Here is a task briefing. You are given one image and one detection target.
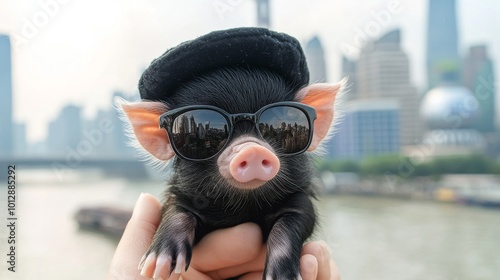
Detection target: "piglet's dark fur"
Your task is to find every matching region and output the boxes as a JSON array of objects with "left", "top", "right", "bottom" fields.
[{"left": 146, "top": 68, "right": 318, "bottom": 279}]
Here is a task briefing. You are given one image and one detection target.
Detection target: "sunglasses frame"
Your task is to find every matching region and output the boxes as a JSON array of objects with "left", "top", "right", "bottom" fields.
[{"left": 159, "top": 101, "right": 317, "bottom": 161}]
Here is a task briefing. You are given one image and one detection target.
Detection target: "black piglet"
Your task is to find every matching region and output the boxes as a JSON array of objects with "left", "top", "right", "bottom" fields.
[{"left": 117, "top": 28, "right": 345, "bottom": 280}]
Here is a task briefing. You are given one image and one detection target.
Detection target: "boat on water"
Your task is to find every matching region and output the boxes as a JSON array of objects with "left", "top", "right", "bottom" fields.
[
  {"left": 75, "top": 206, "right": 132, "bottom": 237},
  {"left": 434, "top": 175, "right": 500, "bottom": 208}
]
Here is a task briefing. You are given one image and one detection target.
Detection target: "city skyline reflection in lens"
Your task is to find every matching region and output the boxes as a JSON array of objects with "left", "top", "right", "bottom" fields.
[
  {"left": 259, "top": 106, "right": 310, "bottom": 153},
  {"left": 171, "top": 109, "right": 229, "bottom": 159}
]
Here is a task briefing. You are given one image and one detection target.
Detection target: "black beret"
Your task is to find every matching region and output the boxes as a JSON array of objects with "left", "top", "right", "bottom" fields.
[{"left": 139, "top": 27, "right": 310, "bottom": 101}]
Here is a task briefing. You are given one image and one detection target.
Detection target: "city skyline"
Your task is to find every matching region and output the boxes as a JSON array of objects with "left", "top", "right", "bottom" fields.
[
  {"left": 29, "top": 90, "right": 137, "bottom": 156},
  {"left": 355, "top": 29, "right": 422, "bottom": 147},
  {"left": 327, "top": 27, "right": 422, "bottom": 160},
  {"left": 0, "top": 0, "right": 499, "bottom": 144}
]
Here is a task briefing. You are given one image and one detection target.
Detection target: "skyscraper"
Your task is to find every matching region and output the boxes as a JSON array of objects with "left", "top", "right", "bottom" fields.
[
  {"left": 305, "top": 36, "right": 327, "bottom": 83},
  {"left": 327, "top": 100, "right": 400, "bottom": 160},
  {"left": 47, "top": 105, "right": 82, "bottom": 154},
  {"left": 463, "top": 45, "right": 496, "bottom": 132},
  {"left": 256, "top": 0, "right": 270, "bottom": 28},
  {"left": 341, "top": 56, "right": 358, "bottom": 100},
  {"left": 357, "top": 29, "right": 422, "bottom": 146},
  {"left": 426, "top": 0, "right": 460, "bottom": 89},
  {"left": 0, "top": 34, "right": 13, "bottom": 156}
]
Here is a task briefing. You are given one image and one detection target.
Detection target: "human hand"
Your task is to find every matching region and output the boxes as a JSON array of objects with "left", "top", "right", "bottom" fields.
[
  {"left": 180, "top": 227, "right": 340, "bottom": 280},
  {"left": 106, "top": 193, "right": 340, "bottom": 280},
  {"left": 107, "top": 193, "right": 161, "bottom": 280}
]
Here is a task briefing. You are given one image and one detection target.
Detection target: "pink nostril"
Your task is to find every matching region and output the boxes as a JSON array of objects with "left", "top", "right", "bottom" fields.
[
  {"left": 262, "top": 160, "right": 269, "bottom": 166},
  {"left": 240, "top": 161, "right": 247, "bottom": 168}
]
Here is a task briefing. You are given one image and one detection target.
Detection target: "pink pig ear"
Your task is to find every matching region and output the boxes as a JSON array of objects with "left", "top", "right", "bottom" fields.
[
  {"left": 295, "top": 79, "right": 347, "bottom": 151},
  {"left": 115, "top": 98, "right": 175, "bottom": 161}
]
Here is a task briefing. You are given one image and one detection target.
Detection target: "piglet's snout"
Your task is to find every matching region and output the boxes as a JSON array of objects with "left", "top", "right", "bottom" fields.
[{"left": 229, "top": 143, "right": 280, "bottom": 183}]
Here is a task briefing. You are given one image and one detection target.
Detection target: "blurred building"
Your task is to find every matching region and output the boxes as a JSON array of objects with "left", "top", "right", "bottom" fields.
[
  {"left": 44, "top": 91, "right": 139, "bottom": 158},
  {"left": 327, "top": 99, "right": 400, "bottom": 160},
  {"left": 0, "top": 34, "right": 13, "bottom": 156},
  {"left": 341, "top": 56, "right": 358, "bottom": 100},
  {"left": 463, "top": 45, "right": 496, "bottom": 133},
  {"left": 426, "top": 0, "right": 461, "bottom": 89},
  {"left": 47, "top": 105, "right": 82, "bottom": 154},
  {"left": 419, "top": 83, "right": 485, "bottom": 156},
  {"left": 256, "top": 0, "right": 270, "bottom": 28},
  {"left": 305, "top": 36, "right": 327, "bottom": 83},
  {"left": 82, "top": 110, "right": 115, "bottom": 158},
  {"left": 13, "top": 122, "right": 27, "bottom": 156},
  {"left": 107, "top": 91, "right": 136, "bottom": 157},
  {"left": 356, "top": 29, "right": 422, "bottom": 147}
]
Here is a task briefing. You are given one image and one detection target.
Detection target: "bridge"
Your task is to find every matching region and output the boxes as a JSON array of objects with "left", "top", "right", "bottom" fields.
[{"left": 0, "top": 156, "right": 150, "bottom": 180}]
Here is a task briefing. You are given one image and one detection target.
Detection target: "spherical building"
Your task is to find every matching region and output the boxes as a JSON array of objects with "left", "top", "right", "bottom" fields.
[
  {"left": 420, "top": 86, "right": 479, "bottom": 129},
  {"left": 419, "top": 85, "right": 485, "bottom": 155}
]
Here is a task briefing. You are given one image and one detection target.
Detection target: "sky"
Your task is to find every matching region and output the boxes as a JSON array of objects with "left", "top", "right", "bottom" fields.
[{"left": 0, "top": 0, "right": 499, "bottom": 143}]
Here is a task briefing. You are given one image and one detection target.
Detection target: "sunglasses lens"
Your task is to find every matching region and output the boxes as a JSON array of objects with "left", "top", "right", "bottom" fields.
[
  {"left": 171, "top": 109, "right": 229, "bottom": 159},
  {"left": 259, "top": 106, "right": 311, "bottom": 154}
]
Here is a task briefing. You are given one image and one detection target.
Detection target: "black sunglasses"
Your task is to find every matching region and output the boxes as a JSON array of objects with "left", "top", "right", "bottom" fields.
[{"left": 159, "top": 102, "right": 317, "bottom": 161}]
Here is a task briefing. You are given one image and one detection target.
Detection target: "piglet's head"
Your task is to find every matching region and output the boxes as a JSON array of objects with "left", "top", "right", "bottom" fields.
[{"left": 117, "top": 79, "right": 345, "bottom": 190}]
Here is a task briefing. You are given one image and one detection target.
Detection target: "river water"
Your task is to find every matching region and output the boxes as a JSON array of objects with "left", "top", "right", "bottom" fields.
[{"left": 0, "top": 169, "right": 499, "bottom": 280}]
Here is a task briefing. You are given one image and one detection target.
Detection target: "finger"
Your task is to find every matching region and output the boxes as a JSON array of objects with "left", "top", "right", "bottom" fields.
[
  {"left": 167, "top": 271, "right": 182, "bottom": 280},
  {"left": 302, "top": 241, "right": 335, "bottom": 280},
  {"left": 210, "top": 244, "right": 266, "bottom": 279},
  {"left": 179, "top": 267, "right": 214, "bottom": 280},
  {"left": 300, "top": 254, "right": 318, "bottom": 280},
  {"left": 238, "top": 271, "right": 263, "bottom": 280},
  {"left": 190, "top": 223, "right": 263, "bottom": 272},
  {"left": 107, "top": 193, "right": 161, "bottom": 280}
]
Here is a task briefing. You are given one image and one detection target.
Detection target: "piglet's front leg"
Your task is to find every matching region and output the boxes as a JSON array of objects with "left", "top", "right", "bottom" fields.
[
  {"left": 264, "top": 193, "right": 316, "bottom": 280},
  {"left": 139, "top": 194, "right": 196, "bottom": 279}
]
